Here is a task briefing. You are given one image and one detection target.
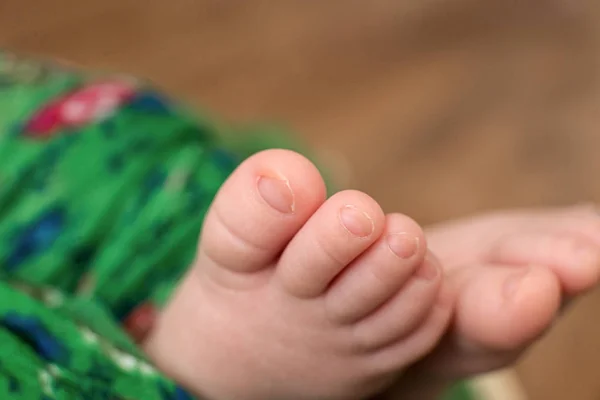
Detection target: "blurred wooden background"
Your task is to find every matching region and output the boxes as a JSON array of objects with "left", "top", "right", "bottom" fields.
[{"left": 3, "top": 1, "right": 600, "bottom": 398}]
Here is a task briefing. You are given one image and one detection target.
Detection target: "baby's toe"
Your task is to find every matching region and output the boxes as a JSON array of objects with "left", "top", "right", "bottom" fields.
[
  {"left": 489, "top": 232, "right": 600, "bottom": 294},
  {"left": 453, "top": 264, "right": 561, "bottom": 350},
  {"left": 325, "top": 213, "right": 426, "bottom": 324},
  {"left": 350, "top": 252, "right": 443, "bottom": 351},
  {"left": 276, "top": 189, "right": 386, "bottom": 298},
  {"left": 198, "top": 149, "right": 326, "bottom": 280}
]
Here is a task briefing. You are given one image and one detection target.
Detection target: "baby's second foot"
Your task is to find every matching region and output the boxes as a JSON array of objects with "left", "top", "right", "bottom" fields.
[
  {"left": 143, "top": 149, "right": 452, "bottom": 400},
  {"left": 377, "top": 205, "right": 600, "bottom": 399}
]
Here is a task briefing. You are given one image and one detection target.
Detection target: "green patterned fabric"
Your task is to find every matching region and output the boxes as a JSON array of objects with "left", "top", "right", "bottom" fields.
[
  {"left": 0, "top": 277, "right": 191, "bottom": 399},
  {"left": 443, "top": 382, "right": 478, "bottom": 400},
  {"left": 0, "top": 51, "right": 477, "bottom": 400},
  {"left": 0, "top": 51, "right": 229, "bottom": 399}
]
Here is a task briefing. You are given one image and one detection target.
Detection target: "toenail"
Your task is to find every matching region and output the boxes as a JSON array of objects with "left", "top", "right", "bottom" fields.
[
  {"left": 339, "top": 205, "right": 374, "bottom": 237},
  {"left": 387, "top": 233, "right": 419, "bottom": 259},
  {"left": 415, "top": 256, "right": 439, "bottom": 281},
  {"left": 257, "top": 175, "right": 295, "bottom": 213},
  {"left": 504, "top": 269, "right": 530, "bottom": 300}
]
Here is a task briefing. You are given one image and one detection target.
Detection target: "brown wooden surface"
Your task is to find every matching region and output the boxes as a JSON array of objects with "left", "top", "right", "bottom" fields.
[{"left": 3, "top": 1, "right": 600, "bottom": 398}]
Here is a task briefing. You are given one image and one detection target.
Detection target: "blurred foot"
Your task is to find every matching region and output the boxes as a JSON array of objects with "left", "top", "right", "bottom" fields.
[{"left": 379, "top": 205, "right": 600, "bottom": 398}]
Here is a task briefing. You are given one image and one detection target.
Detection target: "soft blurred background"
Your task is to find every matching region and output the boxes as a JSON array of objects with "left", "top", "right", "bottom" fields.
[{"left": 3, "top": 0, "right": 600, "bottom": 398}]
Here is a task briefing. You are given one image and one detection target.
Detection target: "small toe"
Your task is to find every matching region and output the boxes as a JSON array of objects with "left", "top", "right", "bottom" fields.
[
  {"left": 350, "top": 252, "right": 442, "bottom": 350},
  {"left": 276, "top": 190, "right": 385, "bottom": 298},
  {"left": 368, "top": 301, "right": 452, "bottom": 373},
  {"left": 489, "top": 232, "right": 600, "bottom": 294},
  {"left": 325, "top": 213, "right": 426, "bottom": 324}
]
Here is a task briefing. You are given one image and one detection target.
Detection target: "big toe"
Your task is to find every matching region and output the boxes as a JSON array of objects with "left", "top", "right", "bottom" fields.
[
  {"left": 453, "top": 264, "right": 561, "bottom": 351},
  {"left": 198, "top": 149, "right": 327, "bottom": 280}
]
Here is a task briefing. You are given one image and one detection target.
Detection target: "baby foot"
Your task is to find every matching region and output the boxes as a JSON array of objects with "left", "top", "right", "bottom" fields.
[
  {"left": 380, "top": 205, "right": 600, "bottom": 399},
  {"left": 143, "top": 149, "right": 452, "bottom": 400}
]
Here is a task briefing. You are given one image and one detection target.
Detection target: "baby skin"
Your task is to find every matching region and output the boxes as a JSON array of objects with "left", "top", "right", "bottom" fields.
[
  {"left": 382, "top": 203, "right": 600, "bottom": 399},
  {"left": 144, "top": 149, "right": 600, "bottom": 400}
]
